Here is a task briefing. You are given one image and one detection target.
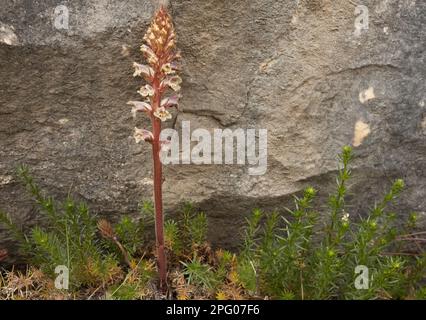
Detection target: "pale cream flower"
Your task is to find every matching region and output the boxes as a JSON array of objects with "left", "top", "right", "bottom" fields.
[
  {"left": 133, "top": 62, "right": 154, "bottom": 78},
  {"left": 153, "top": 107, "right": 172, "bottom": 122},
  {"left": 162, "top": 75, "right": 182, "bottom": 92},
  {"left": 134, "top": 127, "right": 153, "bottom": 144},
  {"left": 161, "top": 63, "right": 175, "bottom": 75},
  {"left": 138, "top": 85, "right": 155, "bottom": 97},
  {"left": 127, "top": 101, "right": 152, "bottom": 118},
  {"left": 140, "top": 44, "right": 159, "bottom": 65},
  {"left": 161, "top": 95, "right": 180, "bottom": 109},
  {"left": 342, "top": 213, "right": 350, "bottom": 223},
  {"left": 169, "top": 83, "right": 181, "bottom": 92}
]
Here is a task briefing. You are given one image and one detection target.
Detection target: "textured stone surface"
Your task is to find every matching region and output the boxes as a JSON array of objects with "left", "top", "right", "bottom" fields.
[{"left": 0, "top": 0, "right": 425, "bottom": 262}]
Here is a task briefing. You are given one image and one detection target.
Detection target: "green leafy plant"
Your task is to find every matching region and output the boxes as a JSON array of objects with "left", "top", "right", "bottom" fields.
[
  {"left": 0, "top": 165, "right": 122, "bottom": 290},
  {"left": 181, "top": 257, "right": 218, "bottom": 290},
  {"left": 165, "top": 203, "right": 209, "bottom": 258},
  {"left": 109, "top": 216, "right": 144, "bottom": 258},
  {"left": 236, "top": 146, "right": 425, "bottom": 300},
  {"left": 107, "top": 259, "right": 156, "bottom": 300},
  {"left": 165, "top": 220, "right": 182, "bottom": 256},
  {"left": 188, "top": 212, "right": 208, "bottom": 248}
]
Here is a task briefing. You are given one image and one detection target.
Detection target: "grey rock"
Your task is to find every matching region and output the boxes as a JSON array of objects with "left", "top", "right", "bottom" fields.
[{"left": 0, "top": 0, "right": 425, "bottom": 263}]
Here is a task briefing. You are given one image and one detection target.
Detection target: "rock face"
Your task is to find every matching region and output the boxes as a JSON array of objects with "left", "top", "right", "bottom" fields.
[{"left": 0, "top": 0, "right": 425, "bottom": 262}]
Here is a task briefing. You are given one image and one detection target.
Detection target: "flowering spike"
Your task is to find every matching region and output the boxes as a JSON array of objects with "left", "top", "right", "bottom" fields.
[
  {"left": 97, "top": 219, "right": 116, "bottom": 240},
  {"left": 144, "top": 6, "right": 176, "bottom": 59},
  {"left": 127, "top": 5, "right": 182, "bottom": 291}
]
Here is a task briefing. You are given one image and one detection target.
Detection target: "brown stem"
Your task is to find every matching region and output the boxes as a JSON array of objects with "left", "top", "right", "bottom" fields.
[
  {"left": 113, "top": 238, "right": 131, "bottom": 268},
  {"left": 152, "top": 83, "right": 167, "bottom": 292}
]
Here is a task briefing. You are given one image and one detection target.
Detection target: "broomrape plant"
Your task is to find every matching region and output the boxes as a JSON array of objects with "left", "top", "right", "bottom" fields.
[{"left": 128, "top": 6, "right": 182, "bottom": 290}]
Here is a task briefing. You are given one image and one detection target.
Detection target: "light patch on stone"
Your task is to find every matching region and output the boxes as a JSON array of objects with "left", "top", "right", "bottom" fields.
[
  {"left": 419, "top": 100, "right": 425, "bottom": 107},
  {"left": 0, "top": 175, "right": 13, "bottom": 186},
  {"left": 121, "top": 45, "right": 131, "bottom": 57},
  {"left": 58, "top": 118, "right": 69, "bottom": 125},
  {"left": 259, "top": 61, "right": 270, "bottom": 73},
  {"left": 141, "top": 177, "right": 153, "bottom": 186},
  {"left": 353, "top": 120, "right": 371, "bottom": 147},
  {"left": 157, "top": 0, "right": 169, "bottom": 6},
  {"left": 70, "top": 1, "right": 153, "bottom": 38},
  {"left": 0, "top": 23, "right": 18, "bottom": 46},
  {"left": 383, "top": 26, "right": 389, "bottom": 34},
  {"left": 259, "top": 57, "right": 278, "bottom": 73},
  {"left": 359, "top": 87, "right": 375, "bottom": 104},
  {"left": 421, "top": 117, "right": 426, "bottom": 131},
  {"left": 291, "top": 15, "right": 298, "bottom": 24},
  {"left": 375, "top": 0, "right": 389, "bottom": 14}
]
